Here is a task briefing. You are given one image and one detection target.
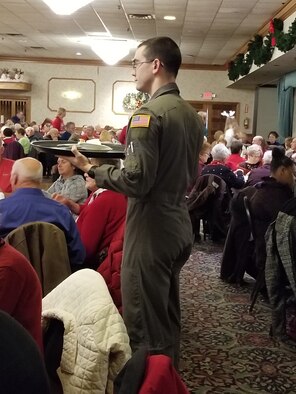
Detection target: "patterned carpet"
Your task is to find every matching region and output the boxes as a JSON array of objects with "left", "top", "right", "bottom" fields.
[{"left": 179, "top": 241, "right": 296, "bottom": 394}]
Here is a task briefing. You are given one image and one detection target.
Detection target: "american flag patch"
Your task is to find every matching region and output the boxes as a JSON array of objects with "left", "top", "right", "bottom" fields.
[{"left": 130, "top": 114, "right": 150, "bottom": 128}]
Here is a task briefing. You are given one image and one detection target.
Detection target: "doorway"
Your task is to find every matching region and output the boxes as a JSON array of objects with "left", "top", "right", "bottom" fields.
[
  {"left": 188, "top": 101, "right": 240, "bottom": 142},
  {"left": 0, "top": 96, "right": 31, "bottom": 124}
]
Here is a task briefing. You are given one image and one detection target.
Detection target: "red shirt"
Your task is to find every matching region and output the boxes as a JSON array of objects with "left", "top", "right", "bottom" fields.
[
  {"left": 0, "top": 241, "right": 43, "bottom": 351},
  {"left": 225, "top": 153, "right": 245, "bottom": 171},
  {"left": 51, "top": 116, "right": 64, "bottom": 132},
  {"left": 0, "top": 157, "right": 14, "bottom": 193}
]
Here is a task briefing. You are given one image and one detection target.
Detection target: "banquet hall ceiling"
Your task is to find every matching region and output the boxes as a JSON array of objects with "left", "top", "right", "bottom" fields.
[{"left": 0, "top": 0, "right": 293, "bottom": 66}]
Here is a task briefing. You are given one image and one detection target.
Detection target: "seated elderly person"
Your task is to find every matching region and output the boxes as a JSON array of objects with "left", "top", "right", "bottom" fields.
[
  {"left": 252, "top": 135, "right": 267, "bottom": 152},
  {"left": 0, "top": 158, "right": 85, "bottom": 269},
  {"left": 81, "top": 125, "right": 95, "bottom": 141},
  {"left": 47, "top": 157, "right": 87, "bottom": 207},
  {"left": 201, "top": 143, "right": 245, "bottom": 190},
  {"left": 238, "top": 144, "right": 263, "bottom": 174},
  {"left": 246, "top": 150, "right": 272, "bottom": 186},
  {"left": 0, "top": 238, "right": 43, "bottom": 351},
  {"left": 53, "top": 158, "right": 127, "bottom": 269}
]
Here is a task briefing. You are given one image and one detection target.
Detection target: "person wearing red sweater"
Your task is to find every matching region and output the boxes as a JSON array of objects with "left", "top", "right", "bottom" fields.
[
  {"left": 53, "top": 158, "right": 127, "bottom": 269},
  {"left": 0, "top": 239, "right": 43, "bottom": 351},
  {"left": 225, "top": 139, "right": 245, "bottom": 171}
]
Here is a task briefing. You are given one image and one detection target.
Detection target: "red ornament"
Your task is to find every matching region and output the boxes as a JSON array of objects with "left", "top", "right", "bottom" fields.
[{"left": 269, "top": 19, "right": 276, "bottom": 46}]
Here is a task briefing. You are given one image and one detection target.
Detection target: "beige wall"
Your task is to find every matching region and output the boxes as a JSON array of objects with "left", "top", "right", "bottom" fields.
[{"left": 0, "top": 60, "right": 255, "bottom": 131}]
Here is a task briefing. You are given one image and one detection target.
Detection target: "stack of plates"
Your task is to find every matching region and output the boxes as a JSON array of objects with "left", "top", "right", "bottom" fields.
[{"left": 31, "top": 140, "right": 125, "bottom": 158}]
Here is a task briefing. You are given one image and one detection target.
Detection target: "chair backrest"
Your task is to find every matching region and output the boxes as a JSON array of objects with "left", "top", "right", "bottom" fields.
[
  {"left": 188, "top": 174, "right": 232, "bottom": 241},
  {"left": 187, "top": 174, "right": 228, "bottom": 215},
  {"left": 5, "top": 221, "right": 71, "bottom": 296},
  {"left": 243, "top": 196, "right": 254, "bottom": 242},
  {"left": 42, "top": 269, "right": 131, "bottom": 394}
]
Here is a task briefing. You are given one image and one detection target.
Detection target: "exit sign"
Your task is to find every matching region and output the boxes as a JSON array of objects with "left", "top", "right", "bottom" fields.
[{"left": 201, "top": 91, "right": 216, "bottom": 100}]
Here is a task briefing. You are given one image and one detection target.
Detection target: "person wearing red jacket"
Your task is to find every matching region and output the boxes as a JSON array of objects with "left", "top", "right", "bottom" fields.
[
  {"left": 0, "top": 239, "right": 43, "bottom": 351},
  {"left": 53, "top": 157, "right": 127, "bottom": 269}
]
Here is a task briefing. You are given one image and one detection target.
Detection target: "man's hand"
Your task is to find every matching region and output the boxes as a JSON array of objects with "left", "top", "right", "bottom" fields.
[{"left": 59, "top": 146, "right": 92, "bottom": 173}]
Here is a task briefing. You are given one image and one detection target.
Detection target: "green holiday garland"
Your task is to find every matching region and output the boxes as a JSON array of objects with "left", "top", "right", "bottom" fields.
[
  {"left": 122, "top": 92, "right": 150, "bottom": 111},
  {"left": 228, "top": 17, "right": 296, "bottom": 81}
]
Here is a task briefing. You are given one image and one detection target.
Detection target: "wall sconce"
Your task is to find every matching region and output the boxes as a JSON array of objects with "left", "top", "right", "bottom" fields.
[
  {"left": 62, "top": 91, "right": 82, "bottom": 100},
  {"left": 243, "top": 117, "right": 249, "bottom": 129}
]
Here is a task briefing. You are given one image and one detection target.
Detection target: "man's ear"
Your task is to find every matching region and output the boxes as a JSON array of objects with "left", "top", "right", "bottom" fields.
[
  {"left": 152, "top": 58, "right": 163, "bottom": 74},
  {"left": 10, "top": 173, "right": 17, "bottom": 187}
]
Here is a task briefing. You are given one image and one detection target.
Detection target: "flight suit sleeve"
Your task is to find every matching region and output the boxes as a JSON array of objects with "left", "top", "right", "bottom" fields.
[{"left": 92, "top": 110, "right": 161, "bottom": 198}]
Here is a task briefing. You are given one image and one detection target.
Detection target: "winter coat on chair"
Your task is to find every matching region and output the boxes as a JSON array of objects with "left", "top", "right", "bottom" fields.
[{"left": 42, "top": 269, "right": 131, "bottom": 394}]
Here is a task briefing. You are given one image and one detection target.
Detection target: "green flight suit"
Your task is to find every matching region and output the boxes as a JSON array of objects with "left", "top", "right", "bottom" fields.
[{"left": 92, "top": 82, "right": 204, "bottom": 365}]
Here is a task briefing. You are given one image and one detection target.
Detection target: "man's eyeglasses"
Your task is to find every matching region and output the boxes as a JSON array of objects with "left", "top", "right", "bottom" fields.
[{"left": 131, "top": 60, "right": 153, "bottom": 70}]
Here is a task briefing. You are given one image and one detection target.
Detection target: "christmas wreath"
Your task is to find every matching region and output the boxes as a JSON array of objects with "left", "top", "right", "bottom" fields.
[
  {"left": 122, "top": 92, "right": 150, "bottom": 111},
  {"left": 228, "top": 17, "right": 296, "bottom": 81}
]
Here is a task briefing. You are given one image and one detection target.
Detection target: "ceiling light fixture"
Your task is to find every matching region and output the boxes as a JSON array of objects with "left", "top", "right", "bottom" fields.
[
  {"left": 164, "top": 15, "right": 176, "bottom": 21},
  {"left": 91, "top": 39, "right": 136, "bottom": 65},
  {"left": 41, "top": 0, "right": 94, "bottom": 15}
]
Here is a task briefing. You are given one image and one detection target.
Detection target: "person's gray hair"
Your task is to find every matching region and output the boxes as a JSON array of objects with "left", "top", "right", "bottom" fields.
[
  {"left": 211, "top": 143, "right": 230, "bottom": 161},
  {"left": 12, "top": 158, "right": 43, "bottom": 183},
  {"left": 262, "top": 150, "right": 272, "bottom": 164},
  {"left": 246, "top": 144, "right": 263, "bottom": 157}
]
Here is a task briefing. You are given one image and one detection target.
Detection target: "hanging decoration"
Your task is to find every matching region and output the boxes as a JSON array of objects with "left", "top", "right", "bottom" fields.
[
  {"left": 228, "top": 17, "right": 296, "bottom": 81},
  {"left": 122, "top": 92, "right": 150, "bottom": 112}
]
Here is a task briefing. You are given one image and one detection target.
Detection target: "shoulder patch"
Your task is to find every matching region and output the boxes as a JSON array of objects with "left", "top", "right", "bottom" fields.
[{"left": 130, "top": 114, "right": 151, "bottom": 128}]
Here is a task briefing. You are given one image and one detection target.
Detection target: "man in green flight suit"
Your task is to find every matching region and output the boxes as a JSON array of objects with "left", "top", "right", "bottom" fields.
[{"left": 64, "top": 36, "right": 204, "bottom": 367}]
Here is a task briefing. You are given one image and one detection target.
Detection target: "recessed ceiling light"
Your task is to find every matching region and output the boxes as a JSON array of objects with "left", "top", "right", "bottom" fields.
[
  {"left": 76, "top": 52, "right": 82, "bottom": 56},
  {"left": 164, "top": 15, "right": 176, "bottom": 21}
]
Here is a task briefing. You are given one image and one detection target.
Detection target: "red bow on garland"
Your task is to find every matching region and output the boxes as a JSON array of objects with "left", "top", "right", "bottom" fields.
[{"left": 269, "top": 19, "right": 276, "bottom": 47}]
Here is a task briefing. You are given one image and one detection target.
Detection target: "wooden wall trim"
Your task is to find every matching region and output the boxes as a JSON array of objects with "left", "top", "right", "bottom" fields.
[{"left": 0, "top": 55, "right": 226, "bottom": 71}]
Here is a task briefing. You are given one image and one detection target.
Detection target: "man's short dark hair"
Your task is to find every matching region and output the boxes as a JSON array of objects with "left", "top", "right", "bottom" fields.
[
  {"left": 138, "top": 37, "right": 182, "bottom": 77},
  {"left": 230, "top": 140, "right": 243, "bottom": 154}
]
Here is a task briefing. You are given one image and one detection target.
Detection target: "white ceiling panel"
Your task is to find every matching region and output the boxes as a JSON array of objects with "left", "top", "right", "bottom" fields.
[{"left": 0, "top": 0, "right": 292, "bottom": 68}]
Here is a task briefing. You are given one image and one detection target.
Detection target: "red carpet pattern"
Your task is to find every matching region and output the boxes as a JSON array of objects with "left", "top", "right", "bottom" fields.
[{"left": 179, "top": 242, "right": 296, "bottom": 394}]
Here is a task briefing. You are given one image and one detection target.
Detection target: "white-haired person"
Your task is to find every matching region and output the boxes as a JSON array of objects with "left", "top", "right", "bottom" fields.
[
  {"left": 252, "top": 135, "right": 267, "bottom": 152},
  {"left": 201, "top": 143, "right": 245, "bottom": 190},
  {"left": 238, "top": 144, "right": 263, "bottom": 174},
  {"left": 246, "top": 149, "right": 272, "bottom": 186},
  {"left": 0, "top": 158, "right": 85, "bottom": 269}
]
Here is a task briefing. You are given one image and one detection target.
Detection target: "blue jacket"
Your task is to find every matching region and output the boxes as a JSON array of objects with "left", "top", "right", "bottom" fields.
[{"left": 0, "top": 188, "right": 85, "bottom": 265}]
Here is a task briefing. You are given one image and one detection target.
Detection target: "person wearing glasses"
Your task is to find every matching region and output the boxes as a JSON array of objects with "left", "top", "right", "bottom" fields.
[{"left": 60, "top": 36, "right": 204, "bottom": 367}]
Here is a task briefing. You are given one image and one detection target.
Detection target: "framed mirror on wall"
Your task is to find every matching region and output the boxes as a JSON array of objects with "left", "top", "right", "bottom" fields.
[{"left": 48, "top": 78, "right": 96, "bottom": 113}]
